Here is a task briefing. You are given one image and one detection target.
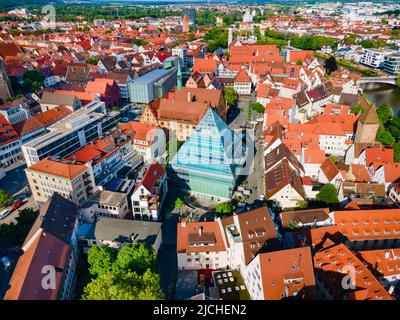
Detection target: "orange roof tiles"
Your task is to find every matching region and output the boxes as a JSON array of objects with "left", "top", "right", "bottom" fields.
[
  {"left": 28, "top": 158, "right": 88, "bottom": 180},
  {"left": 120, "top": 121, "right": 157, "bottom": 144},
  {"left": 193, "top": 58, "right": 217, "bottom": 74},
  {"left": 177, "top": 220, "right": 226, "bottom": 254},
  {"left": 234, "top": 69, "right": 251, "bottom": 83},
  {"left": 314, "top": 243, "right": 393, "bottom": 300},
  {"left": 365, "top": 147, "right": 393, "bottom": 167},
  {"left": 320, "top": 158, "right": 341, "bottom": 181},
  {"left": 259, "top": 247, "right": 316, "bottom": 300},
  {"left": 34, "top": 106, "right": 72, "bottom": 127},
  {"left": 4, "top": 230, "right": 72, "bottom": 300},
  {"left": 303, "top": 147, "right": 325, "bottom": 164},
  {"left": 0, "top": 114, "right": 19, "bottom": 147}
]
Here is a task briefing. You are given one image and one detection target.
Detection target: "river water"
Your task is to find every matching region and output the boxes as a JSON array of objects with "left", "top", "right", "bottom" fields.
[{"left": 363, "top": 83, "right": 400, "bottom": 114}]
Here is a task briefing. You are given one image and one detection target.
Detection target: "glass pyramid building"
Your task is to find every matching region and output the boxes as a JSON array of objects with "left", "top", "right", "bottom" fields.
[{"left": 168, "top": 108, "right": 246, "bottom": 201}]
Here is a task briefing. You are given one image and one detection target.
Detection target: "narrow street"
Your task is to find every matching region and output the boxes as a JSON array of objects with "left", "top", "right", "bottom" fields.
[{"left": 157, "top": 187, "right": 180, "bottom": 299}]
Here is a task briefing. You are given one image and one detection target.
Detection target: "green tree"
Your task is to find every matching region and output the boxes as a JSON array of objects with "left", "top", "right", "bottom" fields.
[
  {"left": 394, "top": 142, "right": 400, "bottom": 163},
  {"left": 297, "top": 200, "right": 308, "bottom": 209},
  {"left": 23, "top": 70, "right": 44, "bottom": 83},
  {"left": 316, "top": 184, "right": 339, "bottom": 205},
  {"left": 215, "top": 201, "right": 236, "bottom": 217},
  {"left": 360, "top": 39, "right": 376, "bottom": 48},
  {"left": 87, "top": 245, "right": 118, "bottom": 277},
  {"left": 376, "top": 126, "right": 395, "bottom": 146},
  {"left": 85, "top": 57, "right": 98, "bottom": 65},
  {"left": 296, "top": 58, "right": 303, "bottom": 66},
  {"left": 115, "top": 243, "right": 157, "bottom": 274},
  {"left": 350, "top": 102, "right": 365, "bottom": 115},
  {"left": 82, "top": 243, "right": 164, "bottom": 300},
  {"left": 187, "top": 33, "right": 195, "bottom": 42},
  {"left": 248, "top": 102, "right": 265, "bottom": 114},
  {"left": 82, "top": 269, "right": 163, "bottom": 300},
  {"left": 344, "top": 34, "right": 358, "bottom": 45},
  {"left": 223, "top": 86, "right": 238, "bottom": 107},
  {"left": 397, "top": 73, "right": 400, "bottom": 88},
  {"left": 377, "top": 102, "right": 393, "bottom": 125},
  {"left": 0, "top": 189, "right": 12, "bottom": 208},
  {"left": 174, "top": 197, "right": 184, "bottom": 210},
  {"left": 0, "top": 208, "right": 38, "bottom": 246}
]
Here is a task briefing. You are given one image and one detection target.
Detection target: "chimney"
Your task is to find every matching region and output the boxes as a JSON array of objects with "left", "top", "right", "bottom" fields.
[
  {"left": 187, "top": 92, "right": 192, "bottom": 102},
  {"left": 181, "top": 218, "right": 187, "bottom": 227},
  {"left": 385, "top": 250, "right": 390, "bottom": 260},
  {"left": 198, "top": 226, "right": 203, "bottom": 236}
]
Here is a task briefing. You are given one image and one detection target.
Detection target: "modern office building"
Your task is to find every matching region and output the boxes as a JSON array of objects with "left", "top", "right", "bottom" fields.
[
  {"left": 383, "top": 53, "right": 400, "bottom": 75},
  {"left": 26, "top": 157, "right": 96, "bottom": 205},
  {"left": 128, "top": 66, "right": 177, "bottom": 104},
  {"left": 168, "top": 108, "right": 246, "bottom": 201},
  {"left": 22, "top": 101, "right": 120, "bottom": 167},
  {"left": 359, "top": 49, "right": 394, "bottom": 68}
]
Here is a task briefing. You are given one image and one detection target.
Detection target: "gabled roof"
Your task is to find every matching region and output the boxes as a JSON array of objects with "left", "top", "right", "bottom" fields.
[
  {"left": 280, "top": 208, "right": 330, "bottom": 228},
  {"left": 12, "top": 117, "right": 44, "bottom": 137},
  {"left": 234, "top": 69, "right": 251, "bottom": 83},
  {"left": 320, "top": 158, "right": 341, "bottom": 181},
  {"left": 23, "top": 193, "right": 79, "bottom": 248},
  {"left": 120, "top": 121, "right": 157, "bottom": 143},
  {"left": 138, "top": 161, "right": 165, "bottom": 194},
  {"left": 259, "top": 247, "right": 316, "bottom": 300},
  {"left": 265, "top": 160, "right": 305, "bottom": 199},
  {"left": 231, "top": 207, "right": 280, "bottom": 265},
  {"left": 313, "top": 243, "right": 393, "bottom": 300},
  {"left": 265, "top": 143, "right": 304, "bottom": 173},
  {"left": 4, "top": 231, "right": 72, "bottom": 300}
]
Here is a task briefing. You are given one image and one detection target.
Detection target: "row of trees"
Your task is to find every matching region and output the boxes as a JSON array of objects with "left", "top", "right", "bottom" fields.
[
  {"left": 374, "top": 102, "right": 400, "bottom": 162},
  {"left": 9, "top": 70, "right": 44, "bottom": 96},
  {"left": 203, "top": 29, "right": 228, "bottom": 52},
  {"left": 81, "top": 243, "right": 164, "bottom": 300},
  {"left": 255, "top": 28, "right": 337, "bottom": 51},
  {"left": 0, "top": 208, "right": 38, "bottom": 246}
]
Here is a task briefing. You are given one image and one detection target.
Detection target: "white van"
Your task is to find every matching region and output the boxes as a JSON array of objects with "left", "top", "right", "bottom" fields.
[{"left": 0, "top": 208, "right": 11, "bottom": 220}]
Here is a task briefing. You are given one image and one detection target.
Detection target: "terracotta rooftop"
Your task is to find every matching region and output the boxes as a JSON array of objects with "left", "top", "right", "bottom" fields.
[{"left": 27, "top": 157, "right": 88, "bottom": 180}]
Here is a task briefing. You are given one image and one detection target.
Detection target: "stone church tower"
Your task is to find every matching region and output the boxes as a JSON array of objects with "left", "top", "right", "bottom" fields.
[
  {"left": 182, "top": 15, "right": 190, "bottom": 33},
  {"left": 354, "top": 100, "right": 379, "bottom": 144}
]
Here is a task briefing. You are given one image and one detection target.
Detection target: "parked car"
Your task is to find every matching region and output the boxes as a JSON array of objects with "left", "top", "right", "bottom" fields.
[
  {"left": 1, "top": 256, "right": 11, "bottom": 269},
  {"left": 12, "top": 200, "right": 27, "bottom": 212},
  {"left": 0, "top": 208, "right": 11, "bottom": 220},
  {"left": 0, "top": 251, "right": 11, "bottom": 269}
]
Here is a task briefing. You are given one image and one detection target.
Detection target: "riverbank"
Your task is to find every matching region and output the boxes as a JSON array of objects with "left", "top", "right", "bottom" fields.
[{"left": 363, "top": 83, "right": 400, "bottom": 114}]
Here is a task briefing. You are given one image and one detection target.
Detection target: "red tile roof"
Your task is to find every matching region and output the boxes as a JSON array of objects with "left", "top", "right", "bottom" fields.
[
  {"left": 234, "top": 69, "right": 251, "bottom": 83},
  {"left": 4, "top": 230, "right": 72, "bottom": 300},
  {"left": 314, "top": 243, "right": 393, "bottom": 300},
  {"left": 28, "top": 158, "right": 88, "bottom": 180},
  {"left": 259, "top": 247, "right": 316, "bottom": 300},
  {"left": 177, "top": 220, "right": 226, "bottom": 254},
  {"left": 139, "top": 161, "right": 165, "bottom": 193},
  {"left": 0, "top": 114, "right": 19, "bottom": 146},
  {"left": 193, "top": 58, "right": 217, "bottom": 74}
]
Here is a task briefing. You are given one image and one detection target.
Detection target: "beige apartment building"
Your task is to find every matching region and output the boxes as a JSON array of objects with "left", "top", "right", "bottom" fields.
[{"left": 26, "top": 157, "right": 96, "bottom": 206}]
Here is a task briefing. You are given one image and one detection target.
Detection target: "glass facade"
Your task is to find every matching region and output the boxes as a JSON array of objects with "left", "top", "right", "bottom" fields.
[{"left": 168, "top": 108, "right": 245, "bottom": 200}]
